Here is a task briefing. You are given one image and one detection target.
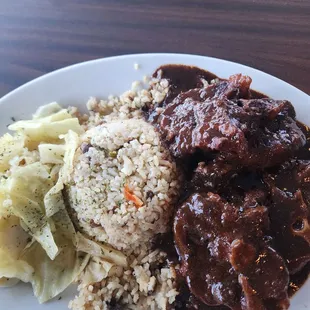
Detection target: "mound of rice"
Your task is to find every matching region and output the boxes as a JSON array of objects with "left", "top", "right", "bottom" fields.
[
  {"left": 68, "top": 74, "right": 181, "bottom": 309},
  {"left": 68, "top": 118, "right": 180, "bottom": 251}
]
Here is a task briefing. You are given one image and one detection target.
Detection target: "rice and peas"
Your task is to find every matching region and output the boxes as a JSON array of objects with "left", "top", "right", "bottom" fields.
[{"left": 0, "top": 72, "right": 181, "bottom": 309}]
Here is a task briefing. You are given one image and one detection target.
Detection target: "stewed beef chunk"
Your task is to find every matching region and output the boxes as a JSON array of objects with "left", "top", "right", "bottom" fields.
[
  {"left": 170, "top": 73, "right": 252, "bottom": 106},
  {"left": 174, "top": 192, "right": 289, "bottom": 310},
  {"left": 159, "top": 96, "right": 249, "bottom": 159},
  {"left": 264, "top": 160, "right": 310, "bottom": 274},
  {"left": 192, "top": 159, "right": 235, "bottom": 190},
  {"left": 158, "top": 76, "right": 305, "bottom": 169}
]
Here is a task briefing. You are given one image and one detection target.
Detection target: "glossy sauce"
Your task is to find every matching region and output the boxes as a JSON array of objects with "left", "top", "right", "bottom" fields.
[{"left": 154, "top": 64, "right": 267, "bottom": 102}]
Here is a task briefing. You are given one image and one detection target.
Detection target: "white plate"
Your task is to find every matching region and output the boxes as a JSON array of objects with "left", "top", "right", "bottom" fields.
[{"left": 0, "top": 53, "right": 309, "bottom": 309}]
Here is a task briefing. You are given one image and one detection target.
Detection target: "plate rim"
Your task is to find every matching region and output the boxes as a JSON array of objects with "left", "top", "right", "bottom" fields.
[{"left": 1, "top": 53, "right": 309, "bottom": 105}]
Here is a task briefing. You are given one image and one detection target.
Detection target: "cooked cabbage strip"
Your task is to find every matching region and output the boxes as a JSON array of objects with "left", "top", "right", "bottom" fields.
[
  {"left": 0, "top": 249, "right": 34, "bottom": 285},
  {"left": 1, "top": 163, "right": 58, "bottom": 259},
  {"left": 0, "top": 216, "right": 33, "bottom": 287},
  {"left": 8, "top": 109, "right": 83, "bottom": 143},
  {"left": 0, "top": 133, "right": 25, "bottom": 173},
  {"left": 7, "top": 162, "right": 54, "bottom": 201},
  {"left": 81, "top": 256, "right": 113, "bottom": 285},
  {"left": 38, "top": 144, "right": 66, "bottom": 164},
  {"left": 44, "top": 130, "right": 79, "bottom": 217},
  {"left": 10, "top": 109, "right": 72, "bottom": 127},
  {"left": 21, "top": 209, "right": 90, "bottom": 303},
  {"left": 0, "top": 216, "right": 30, "bottom": 259},
  {"left": 52, "top": 207, "right": 77, "bottom": 244},
  {"left": 76, "top": 232, "right": 128, "bottom": 267},
  {"left": 7, "top": 193, "right": 58, "bottom": 260},
  {"left": 32, "top": 102, "right": 62, "bottom": 119}
]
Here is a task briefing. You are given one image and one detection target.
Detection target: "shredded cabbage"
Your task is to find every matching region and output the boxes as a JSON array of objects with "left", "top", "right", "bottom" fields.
[
  {"left": 0, "top": 102, "right": 97, "bottom": 303},
  {"left": 2, "top": 163, "right": 58, "bottom": 260},
  {"left": 22, "top": 241, "right": 89, "bottom": 303},
  {"left": 21, "top": 208, "right": 89, "bottom": 303},
  {"left": 8, "top": 109, "right": 83, "bottom": 143}
]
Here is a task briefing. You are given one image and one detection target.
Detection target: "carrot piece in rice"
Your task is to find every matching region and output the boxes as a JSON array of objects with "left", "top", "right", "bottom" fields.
[{"left": 124, "top": 185, "right": 143, "bottom": 207}]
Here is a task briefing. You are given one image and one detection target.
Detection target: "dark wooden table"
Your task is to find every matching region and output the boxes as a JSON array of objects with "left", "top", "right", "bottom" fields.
[{"left": 1, "top": 0, "right": 309, "bottom": 97}]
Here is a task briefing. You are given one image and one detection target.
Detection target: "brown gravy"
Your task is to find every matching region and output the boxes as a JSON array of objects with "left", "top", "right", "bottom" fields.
[{"left": 154, "top": 64, "right": 267, "bottom": 101}]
